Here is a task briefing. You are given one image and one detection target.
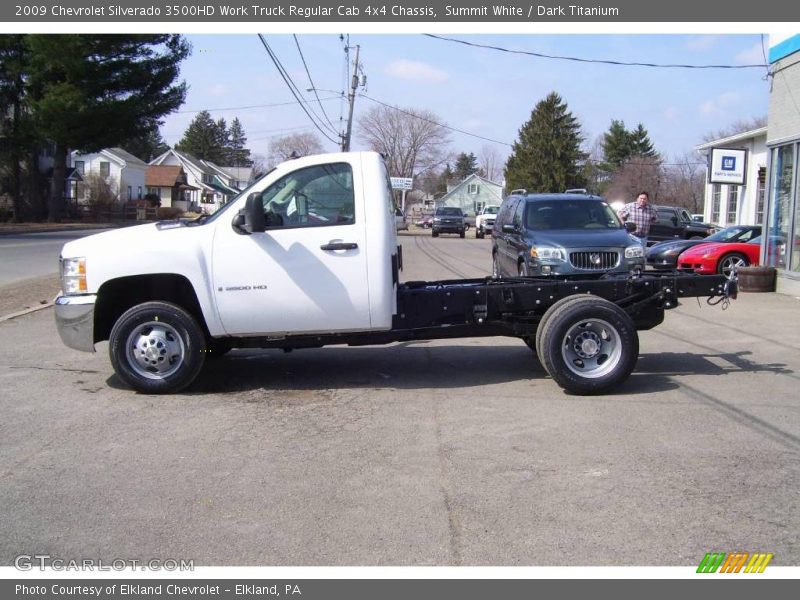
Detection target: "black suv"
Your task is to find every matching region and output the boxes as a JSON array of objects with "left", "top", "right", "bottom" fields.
[
  {"left": 491, "top": 192, "right": 645, "bottom": 277},
  {"left": 432, "top": 206, "right": 466, "bottom": 238},
  {"left": 649, "top": 205, "right": 717, "bottom": 243}
]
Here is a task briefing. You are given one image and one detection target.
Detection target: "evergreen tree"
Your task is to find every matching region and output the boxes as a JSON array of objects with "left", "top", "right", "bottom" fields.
[
  {"left": 504, "top": 92, "right": 586, "bottom": 193},
  {"left": 227, "top": 117, "right": 252, "bottom": 167},
  {"left": 121, "top": 119, "right": 169, "bottom": 162},
  {"left": 601, "top": 119, "right": 633, "bottom": 170},
  {"left": 453, "top": 152, "right": 479, "bottom": 180},
  {"left": 629, "top": 123, "right": 656, "bottom": 158},
  {"left": 26, "top": 34, "right": 189, "bottom": 220},
  {"left": 214, "top": 117, "right": 229, "bottom": 163},
  {"left": 176, "top": 110, "right": 228, "bottom": 163}
]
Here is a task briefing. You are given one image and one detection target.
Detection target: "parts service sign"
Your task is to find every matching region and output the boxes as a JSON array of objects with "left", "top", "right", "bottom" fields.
[{"left": 709, "top": 147, "right": 747, "bottom": 185}]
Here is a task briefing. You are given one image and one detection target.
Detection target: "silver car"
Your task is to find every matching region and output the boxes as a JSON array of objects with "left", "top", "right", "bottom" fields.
[{"left": 491, "top": 193, "right": 645, "bottom": 277}]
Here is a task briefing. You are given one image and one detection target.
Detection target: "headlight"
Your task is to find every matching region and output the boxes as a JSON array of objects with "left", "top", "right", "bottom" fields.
[
  {"left": 433, "top": 217, "right": 441, "bottom": 222},
  {"left": 625, "top": 245, "right": 644, "bottom": 259},
  {"left": 61, "top": 257, "right": 87, "bottom": 294},
  {"left": 530, "top": 246, "right": 564, "bottom": 260}
]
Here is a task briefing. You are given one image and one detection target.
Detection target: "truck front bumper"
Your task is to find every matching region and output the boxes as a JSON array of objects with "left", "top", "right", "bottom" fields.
[{"left": 55, "top": 294, "right": 97, "bottom": 352}]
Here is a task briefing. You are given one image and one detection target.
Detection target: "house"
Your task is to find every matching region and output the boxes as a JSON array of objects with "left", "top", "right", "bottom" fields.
[
  {"left": 149, "top": 149, "right": 243, "bottom": 213},
  {"left": 765, "top": 33, "right": 800, "bottom": 295},
  {"left": 145, "top": 165, "right": 199, "bottom": 211},
  {"left": 695, "top": 127, "right": 768, "bottom": 227},
  {"left": 69, "top": 147, "right": 148, "bottom": 203},
  {"left": 437, "top": 173, "right": 504, "bottom": 217}
]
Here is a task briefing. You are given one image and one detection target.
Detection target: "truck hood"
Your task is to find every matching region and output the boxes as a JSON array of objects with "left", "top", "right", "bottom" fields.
[{"left": 60, "top": 221, "right": 186, "bottom": 259}]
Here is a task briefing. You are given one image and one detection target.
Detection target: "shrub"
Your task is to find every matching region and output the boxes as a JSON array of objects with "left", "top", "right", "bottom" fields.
[{"left": 156, "top": 207, "right": 184, "bottom": 220}]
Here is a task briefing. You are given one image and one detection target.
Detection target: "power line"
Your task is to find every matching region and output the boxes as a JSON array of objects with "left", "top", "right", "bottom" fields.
[
  {"left": 256, "top": 34, "right": 340, "bottom": 145},
  {"left": 175, "top": 97, "right": 340, "bottom": 115},
  {"left": 423, "top": 34, "right": 768, "bottom": 69},
  {"left": 293, "top": 34, "right": 340, "bottom": 133}
]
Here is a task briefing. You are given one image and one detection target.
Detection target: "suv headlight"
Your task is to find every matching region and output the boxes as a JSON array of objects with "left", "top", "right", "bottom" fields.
[
  {"left": 61, "top": 257, "right": 87, "bottom": 294},
  {"left": 625, "top": 245, "right": 644, "bottom": 259},
  {"left": 530, "top": 246, "right": 564, "bottom": 261}
]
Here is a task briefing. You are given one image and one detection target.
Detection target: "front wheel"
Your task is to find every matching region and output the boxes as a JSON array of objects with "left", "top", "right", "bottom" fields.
[
  {"left": 476, "top": 228, "right": 485, "bottom": 239},
  {"left": 492, "top": 252, "right": 501, "bottom": 278},
  {"left": 109, "top": 301, "right": 206, "bottom": 394},
  {"left": 432, "top": 229, "right": 439, "bottom": 237},
  {"left": 717, "top": 252, "right": 748, "bottom": 277},
  {"left": 538, "top": 296, "right": 638, "bottom": 395}
]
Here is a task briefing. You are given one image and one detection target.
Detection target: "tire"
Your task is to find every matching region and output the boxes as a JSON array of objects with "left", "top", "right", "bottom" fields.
[
  {"left": 109, "top": 301, "right": 206, "bottom": 394},
  {"left": 717, "top": 252, "right": 748, "bottom": 277},
  {"left": 477, "top": 228, "right": 485, "bottom": 239},
  {"left": 518, "top": 261, "right": 529, "bottom": 277},
  {"left": 492, "top": 252, "right": 501, "bottom": 278},
  {"left": 538, "top": 296, "right": 639, "bottom": 395},
  {"left": 534, "top": 294, "right": 594, "bottom": 362},
  {"left": 459, "top": 230, "right": 465, "bottom": 238},
  {"left": 432, "top": 229, "right": 439, "bottom": 238}
]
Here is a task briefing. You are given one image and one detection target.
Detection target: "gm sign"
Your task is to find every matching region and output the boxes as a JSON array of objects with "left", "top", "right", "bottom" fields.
[{"left": 709, "top": 147, "right": 747, "bottom": 185}]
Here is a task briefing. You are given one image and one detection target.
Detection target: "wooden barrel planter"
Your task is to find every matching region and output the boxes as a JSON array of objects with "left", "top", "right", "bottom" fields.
[{"left": 737, "top": 266, "right": 777, "bottom": 293}]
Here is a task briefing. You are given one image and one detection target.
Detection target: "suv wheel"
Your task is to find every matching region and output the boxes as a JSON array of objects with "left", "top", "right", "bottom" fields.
[
  {"left": 538, "top": 296, "right": 638, "bottom": 394},
  {"left": 476, "top": 227, "right": 485, "bottom": 239},
  {"left": 459, "top": 230, "right": 465, "bottom": 238},
  {"left": 492, "top": 252, "right": 501, "bottom": 278},
  {"left": 432, "top": 229, "right": 439, "bottom": 237}
]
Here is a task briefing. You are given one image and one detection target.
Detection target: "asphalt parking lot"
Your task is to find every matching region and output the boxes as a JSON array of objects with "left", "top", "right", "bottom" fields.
[{"left": 1, "top": 231, "right": 799, "bottom": 566}]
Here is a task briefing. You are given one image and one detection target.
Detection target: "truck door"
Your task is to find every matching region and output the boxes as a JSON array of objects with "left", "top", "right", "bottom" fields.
[{"left": 211, "top": 160, "right": 372, "bottom": 336}]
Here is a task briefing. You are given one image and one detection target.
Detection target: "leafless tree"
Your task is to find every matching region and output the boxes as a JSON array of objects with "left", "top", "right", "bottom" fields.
[
  {"left": 700, "top": 115, "right": 768, "bottom": 143},
  {"left": 356, "top": 104, "right": 451, "bottom": 178},
  {"left": 478, "top": 144, "right": 504, "bottom": 183},
  {"left": 267, "top": 132, "right": 324, "bottom": 168},
  {"left": 605, "top": 155, "right": 663, "bottom": 204},
  {"left": 660, "top": 152, "right": 706, "bottom": 212}
]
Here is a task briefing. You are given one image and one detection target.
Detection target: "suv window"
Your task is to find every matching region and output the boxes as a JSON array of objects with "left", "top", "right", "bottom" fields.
[
  {"left": 525, "top": 200, "right": 621, "bottom": 230},
  {"left": 435, "top": 207, "right": 463, "bottom": 216}
]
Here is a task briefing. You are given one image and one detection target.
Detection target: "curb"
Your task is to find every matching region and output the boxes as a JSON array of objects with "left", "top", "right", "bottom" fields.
[{"left": 0, "top": 301, "right": 54, "bottom": 323}]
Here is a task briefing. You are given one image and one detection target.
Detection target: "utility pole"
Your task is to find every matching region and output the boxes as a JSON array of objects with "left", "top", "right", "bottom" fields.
[{"left": 342, "top": 44, "right": 360, "bottom": 152}]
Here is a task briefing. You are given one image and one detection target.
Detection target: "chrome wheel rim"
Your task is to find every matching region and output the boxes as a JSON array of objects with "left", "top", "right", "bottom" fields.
[
  {"left": 126, "top": 321, "right": 185, "bottom": 380},
  {"left": 720, "top": 256, "right": 745, "bottom": 277},
  {"left": 561, "top": 318, "right": 622, "bottom": 379}
]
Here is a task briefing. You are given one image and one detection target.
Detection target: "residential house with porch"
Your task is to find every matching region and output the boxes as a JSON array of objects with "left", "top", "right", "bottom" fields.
[
  {"left": 149, "top": 149, "right": 242, "bottom": 213},
  {"left": 145, "top": 165, "right": 199, "bottom": 211},
  {"left": 69, "top": 147, "right": 148, "bottom": 204}
]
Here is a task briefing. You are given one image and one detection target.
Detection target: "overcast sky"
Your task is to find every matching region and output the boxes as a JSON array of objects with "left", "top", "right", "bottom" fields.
[{"left": 160, "top": 33, "right": 770, "bottom": 170}]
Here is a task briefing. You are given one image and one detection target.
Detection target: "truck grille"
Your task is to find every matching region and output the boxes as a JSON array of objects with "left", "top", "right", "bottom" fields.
[{"left": 569, "top": 251, "right": 620, "bottom": 270}]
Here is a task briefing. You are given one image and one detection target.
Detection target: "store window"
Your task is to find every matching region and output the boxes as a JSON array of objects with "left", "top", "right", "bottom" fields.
[
  {"left": 726, "top": 186, "right": 739, "bottom": 225},
  {"left": 756, "top": 168, "right": 766, "bottom": 225},
  {"left": 767, "top": 144, "right": 794, "bottom": 269},
  {"left": 711, "top": 184, "right": 721, "bottom": 224}
]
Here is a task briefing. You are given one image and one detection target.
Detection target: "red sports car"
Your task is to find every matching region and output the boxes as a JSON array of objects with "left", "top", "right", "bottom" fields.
[{"left": 678, "top": 236, "right": 762, "bottom": 276}]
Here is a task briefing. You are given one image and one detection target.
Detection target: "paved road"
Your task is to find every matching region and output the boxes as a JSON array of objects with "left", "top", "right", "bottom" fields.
[
  {"left": 0, "top": 229, "right": 110, "bottom": 285},
  {"left": 1, "top": 232, "right": 799, "bottom": 566}
]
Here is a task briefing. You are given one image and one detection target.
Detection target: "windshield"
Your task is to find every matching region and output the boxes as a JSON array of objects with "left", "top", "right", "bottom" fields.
[
  {"left": 484, "top": 206, "right": 500, "bottom": 214},
  {"left": 706, "top": 226, "right": 758, "bottom": 243},
  {"left": 525, "top": 200, "right": 622, "bottom": 230},
  {"left": 436, "top": 207, "right": 462, "bottom": 216}
]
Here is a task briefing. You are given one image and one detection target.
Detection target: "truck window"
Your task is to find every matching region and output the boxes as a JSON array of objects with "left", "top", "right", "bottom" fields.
[{"left": 257, "top": 163, "right": 355, "bottom": 228}]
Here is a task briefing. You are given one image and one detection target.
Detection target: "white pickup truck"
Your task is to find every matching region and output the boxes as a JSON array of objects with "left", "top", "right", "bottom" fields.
[{"left": 55, "top": 151, "right": 735, "bottom": 395}]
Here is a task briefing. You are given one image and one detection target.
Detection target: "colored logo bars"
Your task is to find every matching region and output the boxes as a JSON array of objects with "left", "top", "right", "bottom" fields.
[{"left": 697, "top": 552, "right": 774, "bottom": 573}]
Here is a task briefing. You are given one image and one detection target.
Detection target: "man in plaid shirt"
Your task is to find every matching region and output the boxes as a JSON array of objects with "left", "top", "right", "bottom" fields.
[{"left": 619, "top": 191, "right": 657, "bottom": 246}]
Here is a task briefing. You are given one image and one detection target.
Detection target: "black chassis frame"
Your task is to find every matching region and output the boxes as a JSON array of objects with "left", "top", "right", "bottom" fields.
[{"left": 222, "top": 271, "right": 736, "bottom": 350}]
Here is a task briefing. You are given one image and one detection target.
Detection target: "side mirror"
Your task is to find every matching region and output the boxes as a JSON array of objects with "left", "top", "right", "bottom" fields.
[
  {"left": 625, "top": 221, "right": 637, "bottom": 233},
  {"left": 502, "top": 224, "right": 517, "bottom": 233},
  {"left": 233, "top": 193, "right": 266, "bottom": 234}
]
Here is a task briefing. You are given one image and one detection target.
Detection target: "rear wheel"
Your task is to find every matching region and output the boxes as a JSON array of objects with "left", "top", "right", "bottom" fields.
[
  {"left": 477, "top": 228, "right": 485, "bottom": 239},
  {"left": 109, "top": 301, "right": 206, "bottom": 394},
  {"left": 459, "top": 230, "right": 466, "bottom": 238},
  {"left": 538, "top": 296, "right": 638, "bottom": 394},
  {"left": 534, "top": 295, "right": 593, "bottom": 361},
  {"left": 717, "top": 252, "right": 748, "bottom": 277},
  {"left": 432, "top": 229, "right": 439, "bottom": 237}
]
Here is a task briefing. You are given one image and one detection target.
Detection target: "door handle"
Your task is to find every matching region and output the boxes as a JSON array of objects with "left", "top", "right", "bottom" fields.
[{"left": 320, "top": 241, "right": 358, "bottom": 251}]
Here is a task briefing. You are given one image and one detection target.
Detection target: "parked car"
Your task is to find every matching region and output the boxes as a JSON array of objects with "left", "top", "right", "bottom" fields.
[
  {"left": 475, "top": 205, "right": 500, "bottom": 239},
  {"left": 415, "top": 215, "right": 433, "bottom": 228},
  {"left": 491, "top": 192, "right": 644, "bottom": 277},
  {"left": 395, "top": 207, "right": 408, "bottom": 231},
  {"left": 678, "top": 236, "right": 763, "bottom": 276},
  {"left": 646, "top": 225, "right": 762, "bottom": 270},
  {"left": 432, "top": 206, "right": 466, "bottom": 238},
  {"left": 649, "top": 205, "right": 717, "bottom": 244}
]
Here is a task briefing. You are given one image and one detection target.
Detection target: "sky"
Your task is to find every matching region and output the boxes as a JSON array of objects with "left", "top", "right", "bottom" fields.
[{"left": 160, "top": 33, "right": 770, "bottom": 173}]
